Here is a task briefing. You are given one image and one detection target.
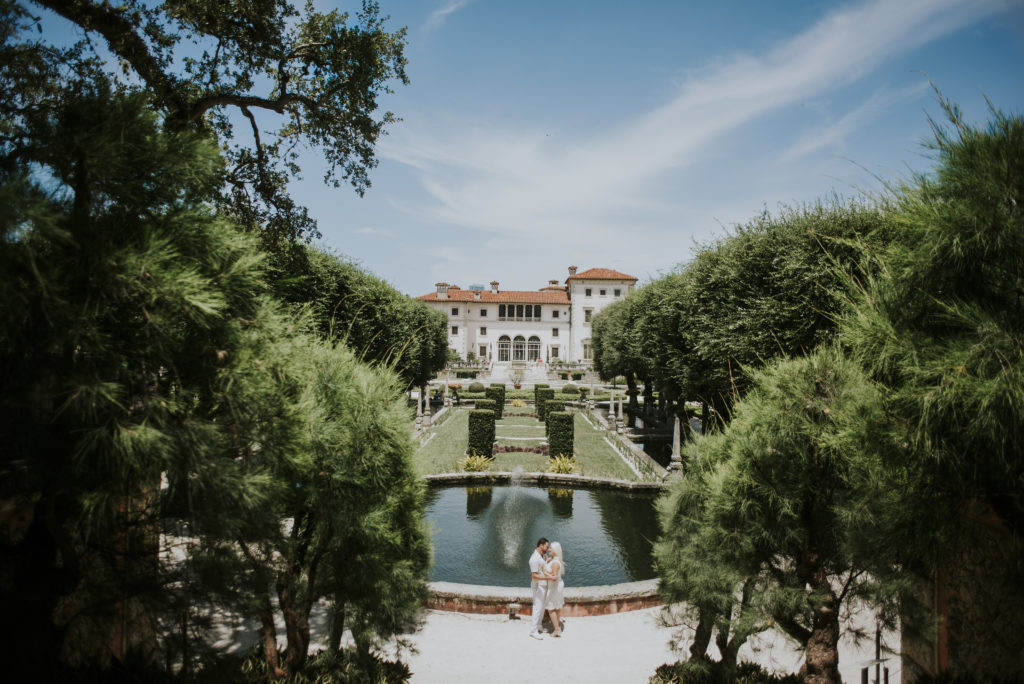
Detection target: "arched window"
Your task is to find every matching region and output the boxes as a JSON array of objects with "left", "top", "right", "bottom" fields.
[
  {"left": 498, "top": 335, "right": 511, "bottom": 362},
  {"left": 527, "top": 336, "right": 541, "bottom": 361},
  {"left": 513, "top": 335, "right": 526, "bottom": 361}
]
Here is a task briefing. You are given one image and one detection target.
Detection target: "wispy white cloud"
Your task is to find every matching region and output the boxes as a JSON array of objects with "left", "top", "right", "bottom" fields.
[
  {"left": 424, "top": 0, "right": 475, "bottom": 33},
  {"left": 782, "top": 81, "right": 931, "bottom": 162},
  {"left": 384, "top": 0, "right": 1004, "bottom": 273},
  {"left": 355, "top": 226, "right": 396, "bottom": 238}
]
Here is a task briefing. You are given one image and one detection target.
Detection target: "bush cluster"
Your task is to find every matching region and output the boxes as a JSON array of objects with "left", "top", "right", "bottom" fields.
[
  {"left": 562, "top": 383, "right": 578, "bottom": 395},
  {"left": 468, "top": 381, "right": 485, "bottom": 393},
  {"left": 547, "top": 411, "right": 574, "bottom": 459},
  {"left": 467, "top": 409, "right": 496, "bottom": 457}
]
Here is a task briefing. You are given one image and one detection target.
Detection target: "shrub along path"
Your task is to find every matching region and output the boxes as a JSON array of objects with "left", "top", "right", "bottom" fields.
[{"left": 414, "top": 407, "right": 639, "bottom": 480}]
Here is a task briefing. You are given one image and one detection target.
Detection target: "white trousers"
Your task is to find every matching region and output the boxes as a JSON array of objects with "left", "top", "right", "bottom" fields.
[{"left": 531, "top": 583, "right": 548, "bottom": 633}]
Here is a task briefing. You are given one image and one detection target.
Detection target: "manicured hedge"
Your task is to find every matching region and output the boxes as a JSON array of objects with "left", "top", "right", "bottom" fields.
[
  {"left": 533, "top": 384, "right": 549, "bottom": 408},
  {"left": 543, "top": 401, "right": 566, "bottom": 435},
  {"left": 561, "top": 383, "right": 578, "bottom": 395},
  {"left": 474, "top": 399, "right": 498, "bottom": 416},
  {"left": 485, "top": 384, "right": 505, "bottom": 415},
  {"left": 547, "top": 411, "right": 574, "bottom": 459},
  {"left": 536, "top": 388, "right": 555, "bottom": 421},
  {"left": 468, "top": 381, "right": 485, "bottom": 393},
  {"left": 455, "top": 370, "right": 479, "bottom": 379},
  {"left": 467, "top": 409, "right": 496, "bottom": 457}
]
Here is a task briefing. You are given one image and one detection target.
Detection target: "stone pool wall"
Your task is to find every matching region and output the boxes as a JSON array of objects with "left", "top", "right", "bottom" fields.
[{"left": 428, "top": 580, "right": 661, "bottom": 617}]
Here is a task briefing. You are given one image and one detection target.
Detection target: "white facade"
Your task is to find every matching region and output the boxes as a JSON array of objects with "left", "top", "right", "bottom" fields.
[{"left": 418, "top": 266, "right": 637, "bottom": 364}]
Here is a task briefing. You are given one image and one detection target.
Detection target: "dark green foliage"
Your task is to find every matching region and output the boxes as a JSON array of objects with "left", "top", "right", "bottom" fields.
[
  {"left": 9, "top": 0, "right": 408, "bottom": 253},
  {"left": 544, "top": 401, "right": 566, "bottom": 435},
  {"left": 468, "top": 382, "right": 485, "bottom": 393},
  {"left": 0, "top": 84, "right": 430, "bottom": 677},
  {"left": 474, "top": 399, "right": 498, "bottom": 416},
  {"left": 269, "top": 247, "right": 448, "bottom": 387},
  {"left": 485, "top": 385, "right": 506, "bottom": 415},
  {"left": 562, "top": 383, "right": 578, "bottom": 394},
  {"left": 656, "top": 350, "right": 903, "bottom": 681},
  {"left": 456, "top": 370, "right": 479, "bottom": 378},
  {"left": 650, "top": 659, "right": 799, "bottom": 684},
  {"left": 468, "top": 410, "right": 496, "bottom": 457},
  {"left": 547, "top": 412, "right": 574, "bottom": 459},
  {"left": 536, "top": 388, "right": 556, "bottom": 421},
  {"left": 239, "top": 646, "right": 413, "bottom": 683},
  {"left": 533, "top": 383, "right": 549, "bottom": 406}
]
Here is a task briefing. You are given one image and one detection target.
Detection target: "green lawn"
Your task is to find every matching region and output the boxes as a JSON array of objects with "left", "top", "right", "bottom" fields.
[{"left": 413, "top": 407, "right": 641, "bottom": 480}]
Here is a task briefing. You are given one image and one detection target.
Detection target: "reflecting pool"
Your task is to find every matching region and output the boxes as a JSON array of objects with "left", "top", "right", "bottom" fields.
[{"left": 425, "top": 484, "right": 660, "bottom": 587}]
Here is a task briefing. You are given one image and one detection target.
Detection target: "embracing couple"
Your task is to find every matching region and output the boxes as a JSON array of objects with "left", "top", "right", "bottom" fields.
[{"left": 528, "top": 537, "right": 566, "bottom": 640}]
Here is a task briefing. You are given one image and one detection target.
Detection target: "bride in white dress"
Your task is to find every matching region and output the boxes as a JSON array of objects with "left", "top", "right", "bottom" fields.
[{"left": 545, "top": 541, "right": 566, "bottom": 637}]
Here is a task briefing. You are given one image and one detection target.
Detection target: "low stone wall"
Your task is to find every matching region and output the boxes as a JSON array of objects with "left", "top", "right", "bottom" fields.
[{"left": 428, "top": 579, "right": 661, "bottom": 617}]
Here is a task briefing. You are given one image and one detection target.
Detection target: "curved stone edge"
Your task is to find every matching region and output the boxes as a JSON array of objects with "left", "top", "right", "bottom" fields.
[
  {"left": 427, "top": 579, "right": 662, "bottom": 617},
  {"left": 422, "top": 471, "right": 664, "bottom": 492}
]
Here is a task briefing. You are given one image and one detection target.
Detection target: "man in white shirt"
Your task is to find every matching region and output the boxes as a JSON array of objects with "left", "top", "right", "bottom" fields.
[{"left": 528, "top": 537, "right": 550, "bottom": 639}]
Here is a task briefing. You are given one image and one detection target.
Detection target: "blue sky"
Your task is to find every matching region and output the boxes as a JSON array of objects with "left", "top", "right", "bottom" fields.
[{"left": 291, "top": 0, "right": 1023, "bottom": 296}]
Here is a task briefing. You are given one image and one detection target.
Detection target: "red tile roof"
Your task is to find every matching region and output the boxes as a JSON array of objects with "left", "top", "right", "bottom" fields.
[
  {"left": 566, "top": 268, "right": 637, "bottom": 281},
  {"left": 418, "top": 289, "right": 569, "bottom": 304}
]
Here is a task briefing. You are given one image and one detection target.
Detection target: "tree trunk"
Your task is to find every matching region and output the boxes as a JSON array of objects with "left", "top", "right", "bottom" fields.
[
  {"left": 625, "top": 372, "right": 639, "bottom": 428},
  {"left": 643, "top": 380, "right": 655, "bottom": 425},
  {"left": 258, "top": 595, "right": 285, "bottom": 678},
  {"left": 804, "top": 593, "right": 841, "bottom": 684},
  {"left": 689, "top": 606, "right": 714, "bottom": 660},
  {"left": 278, "top": 580, "right": 311, "bottom": 674},
  {"left": 328, "top": 600, "right": 346, "bottom": 652}
]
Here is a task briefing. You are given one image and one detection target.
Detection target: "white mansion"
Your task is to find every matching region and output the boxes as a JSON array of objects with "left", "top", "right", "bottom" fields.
[{"left": 417, "top": 266, "right": 637, "bottom": 365}]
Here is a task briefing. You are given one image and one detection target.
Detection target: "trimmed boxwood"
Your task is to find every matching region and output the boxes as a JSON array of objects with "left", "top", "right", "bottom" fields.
[
  {"left": 536, "top": 387, "right": 555, "bottom": 421},
  {"left": 485, "top": 384, "right": 505, "bottom": 415},
  {"left": 468, "top": 381, "right": 485, "bottom": 393},
  {"left": 474, "top": 398, "right": 498, "bottom": 416},
  {"left": 467, "top": 409, "right": 496, "bottom": 457},
  {"left": 547, "top": 411, "right": 574, "bottom": 459},
  {"left": 533, "top": 383, "right": 549, "bottom": 407},
  {"left": 455, "top": 370, "right": 479, "bottom": 379},
  {"left": 543, "top": 400, "right": 566, "bottom": 435},
  {"left": 561, "top": 383, "right": 578, "bottom": 395}
]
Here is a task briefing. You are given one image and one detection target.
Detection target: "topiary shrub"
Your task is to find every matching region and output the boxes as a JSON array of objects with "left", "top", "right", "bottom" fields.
[
  {"left": 533, "top": 383, "right": 549, "bottom": 408},
  {"left": 561, "top": 383, "right": 578, "bottom": 395},
  {"left": 468, "top": 381, "right": 485, "bottom": 393},
  {"left": 536, "top": 388, "right": 555, "bottom": 421},
  {"left": 467, "top": 409, "right": 495, "bottom": 458},
  {"left": 474, "top": 399, "right": 497, "bottom": 416},
  {"left": 543, "top": 401, "right": 565, "bottom": 435},
  {"left": 486, "top": 384, "right": 506, "bottom": 415},
  {"left": 547, "top": 411, "right": 574, "bottom": 459}
]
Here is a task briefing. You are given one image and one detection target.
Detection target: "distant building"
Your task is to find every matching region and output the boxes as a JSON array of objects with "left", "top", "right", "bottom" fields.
[{"left": 417, "top": 266, "right": 637, "bottom": 364}]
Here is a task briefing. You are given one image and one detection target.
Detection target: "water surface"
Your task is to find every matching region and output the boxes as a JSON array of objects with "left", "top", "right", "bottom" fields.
[{"left": 425, "top": 484, "right": 660, "bottom": 587}]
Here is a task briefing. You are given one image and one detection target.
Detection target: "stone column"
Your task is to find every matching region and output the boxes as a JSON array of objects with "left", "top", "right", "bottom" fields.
[
  {"left": 617, "top": 393, "right": 625, "bottom": 434},
  {"left": 667, "top": 415, "right": 683, "bottom": 476}
]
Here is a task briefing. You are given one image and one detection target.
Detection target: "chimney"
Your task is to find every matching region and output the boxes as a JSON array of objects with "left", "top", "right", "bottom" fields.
[
  {"left": 568, "top": 265, "right": 578, "bottom": 277},
  {"left": 474, "top": 290, "right": 481, "bottom": 300},
  {"left": 490, "top": 280, "right": 499, "bottom": 293},
  {"left": 435, "top": 282, "right": 449, "bottom": 300},
  {"left": 549, "top": 279, "right": 559, "bottom": 286}
]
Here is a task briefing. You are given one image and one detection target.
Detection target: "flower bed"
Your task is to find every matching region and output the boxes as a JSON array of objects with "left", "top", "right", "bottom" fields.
[{"left": 493, "top": 444, "right": 549, "bottom": 455}]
